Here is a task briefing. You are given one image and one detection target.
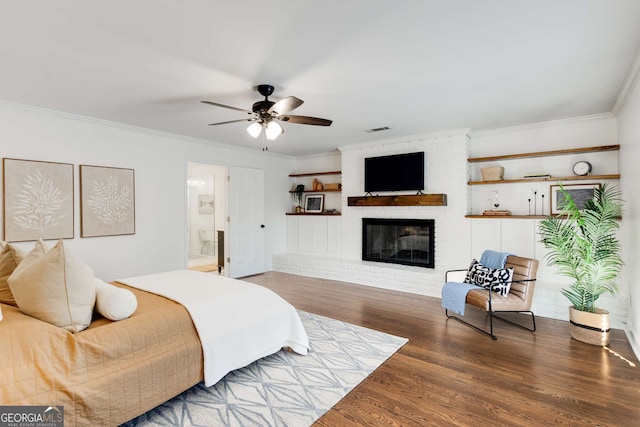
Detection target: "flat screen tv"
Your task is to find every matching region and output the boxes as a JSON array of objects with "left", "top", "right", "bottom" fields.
[{"left": 364, "top": 152, "right": 425, "bottom": 193}]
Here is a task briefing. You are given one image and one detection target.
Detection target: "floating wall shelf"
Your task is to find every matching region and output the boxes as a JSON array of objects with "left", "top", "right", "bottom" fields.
[
  {"left": 467, "top": 145, "right": 620, "bottom": 163},
  {"left": 285, "top": 212, "right": 342, "bottom": 216},
  {"left": 465, "top": 215, "right": 547, "bottom": 219},
  {"left": 347, "top": 194, "right": 447, "bottom": 207},
  {"left": 289, "top": 189, "right": 341, "bottom": 193},
  {"left": 468, "top": 173, "right": 620, "bottom": 185},
  {"left": 288, "top": 170, "right": 341, "bottom": 177}
]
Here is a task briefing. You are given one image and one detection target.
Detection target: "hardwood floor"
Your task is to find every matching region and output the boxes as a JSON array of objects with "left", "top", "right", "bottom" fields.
[
  {"left": 244, "top": 271, "right": 640, "bottom": 427},
  {"left": 188, "top": 263, "right": 218, "bottom": 273}
]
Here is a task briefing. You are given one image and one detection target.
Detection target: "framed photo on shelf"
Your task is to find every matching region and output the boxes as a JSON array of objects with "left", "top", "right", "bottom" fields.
[
  {"left": 550, "top": 183, "right": 600, "bottom": 215},
  {"left": 304, "top": 194, "right": 324, "bottom": 213}
]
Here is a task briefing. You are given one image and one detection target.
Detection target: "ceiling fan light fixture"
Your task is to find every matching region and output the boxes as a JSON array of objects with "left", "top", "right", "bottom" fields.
[
  {"left": 247, "top": 122, "right": 262, "bottom": 138},
  {"left": 265, "top": 121, "right": 283, "bottom": 140},
  {"left": 203, "top": 84, "right": 331, "bottom": 146}
]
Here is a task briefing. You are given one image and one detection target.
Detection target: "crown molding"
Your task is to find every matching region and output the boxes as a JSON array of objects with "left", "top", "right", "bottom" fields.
[
  {"left": 293, "top": 149, "right": 341, "bottom": 161},
  {"left": 0, "top": 100, "right": 292, "bottom": 159},
  {"left": 469, "top": 113, "right": 615, "bottom": 138},
  {"left": 612, "top": 45, "right": 640, "bottom": 115},
  {"left": 338, "top": 128, "right": 471, "bottom": 152}
]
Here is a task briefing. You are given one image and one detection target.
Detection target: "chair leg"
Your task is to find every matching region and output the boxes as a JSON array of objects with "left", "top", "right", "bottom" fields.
[
  {"left": 492, "top": 311, "right": 536, "bottom": 332},
  {"left": 445, "top": 309, "right": 536, "bottom": 339},
  {"left": 445, "top": 309, "right": 498, "bottom": 340}
]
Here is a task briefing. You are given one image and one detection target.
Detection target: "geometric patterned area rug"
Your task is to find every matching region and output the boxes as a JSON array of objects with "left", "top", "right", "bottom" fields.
[{"left": 121, "top": 310, "right": 408, "bottom": 427}]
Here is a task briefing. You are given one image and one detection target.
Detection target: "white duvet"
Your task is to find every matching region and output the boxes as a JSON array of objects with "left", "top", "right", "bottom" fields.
[{"left": 118, "top": 270, "right": 309, "bottom": 386}]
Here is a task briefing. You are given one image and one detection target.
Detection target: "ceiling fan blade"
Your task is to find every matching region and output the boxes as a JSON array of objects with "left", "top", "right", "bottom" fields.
[
  {"left": 279, "top": 115, "right": 332, "bottom": 126},
  {"left": 201, "top": 100, "right": 252, "bottom": 114},
  {"left": 208, "top": 118, "right": 256, "bottom": 126},
  {"left": 268, "top": 96, "right": 303, "bottom": 115}
]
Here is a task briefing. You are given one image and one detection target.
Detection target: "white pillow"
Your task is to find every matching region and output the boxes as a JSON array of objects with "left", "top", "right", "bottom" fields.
[
  {"left": 8, "top": 240, "right": 95, "bottom": 333},
  {"left": 94, "top": 278, "right": 137, "bottom": 321}
]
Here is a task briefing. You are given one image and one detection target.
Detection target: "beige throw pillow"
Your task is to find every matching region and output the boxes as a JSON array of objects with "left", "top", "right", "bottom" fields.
[
  {"left": 94, "top": 278, "right": 137, "bottom": 321},
  {"left": 0, "top": 241, "right": 43, "bottom": 306},
  {"left": 8, "top": 240, "right": 95, "bottom": 333},
  {"left": 0, "top": 242, "right": 24, "bottom": 306}
]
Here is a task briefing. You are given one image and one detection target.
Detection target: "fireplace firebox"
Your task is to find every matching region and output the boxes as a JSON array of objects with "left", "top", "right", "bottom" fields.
[{"left": 362, "top": 218, "right": 435, "bottom": 268}]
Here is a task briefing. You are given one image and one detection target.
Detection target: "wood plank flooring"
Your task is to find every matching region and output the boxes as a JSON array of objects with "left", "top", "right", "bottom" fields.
[
  {"left": 188, "top": 263, "right": 218, "bottom": 273},
  {"left": 244, "top": 271, "right": 640, "bottom": 427}
]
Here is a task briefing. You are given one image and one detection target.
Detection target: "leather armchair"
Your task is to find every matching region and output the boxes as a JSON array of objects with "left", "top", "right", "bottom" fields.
[{"left": 444, "top": 255, "right": 539, "bottom": 340}]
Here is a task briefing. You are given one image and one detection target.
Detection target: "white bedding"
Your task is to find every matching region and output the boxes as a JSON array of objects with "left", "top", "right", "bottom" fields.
[{"left": 118, "top": 270, "right": 309, "bottom": 386}]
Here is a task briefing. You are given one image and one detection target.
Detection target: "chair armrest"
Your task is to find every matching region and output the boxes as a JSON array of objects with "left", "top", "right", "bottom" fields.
[{"left": 445, "top": 269, "right": 468, "bottom": 282}]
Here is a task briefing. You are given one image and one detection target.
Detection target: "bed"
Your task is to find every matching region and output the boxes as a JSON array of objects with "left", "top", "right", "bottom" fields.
[{"left": 0, "top": 270, "right": 309, "bottom": 426}]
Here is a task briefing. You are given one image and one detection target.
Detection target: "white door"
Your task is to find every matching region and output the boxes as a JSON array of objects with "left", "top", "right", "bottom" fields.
[{"left": 228, "top": 166, "right": 266, "bottom": 278}]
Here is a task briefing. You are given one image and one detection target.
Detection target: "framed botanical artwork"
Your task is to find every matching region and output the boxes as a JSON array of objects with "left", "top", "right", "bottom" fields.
[
  {"left": 305, "top": 194, "right": 324, "bottom": 213},
  {"left": 550, "top": 183, "right": 600, "bottom": 215},
  {"left": 80, "top": 165, "right": 135, "bottom": 237},
  {"left": 3, "top": 158, "right": 74, "bottom": 242}
]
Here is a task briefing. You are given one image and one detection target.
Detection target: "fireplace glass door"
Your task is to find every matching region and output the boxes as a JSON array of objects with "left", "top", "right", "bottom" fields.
[{"left": 362, "top": 218, "right": 435, "bottom": 268}]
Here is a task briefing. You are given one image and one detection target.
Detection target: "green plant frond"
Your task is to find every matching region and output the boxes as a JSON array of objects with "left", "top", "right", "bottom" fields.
[
  {"left": 560, "top": 287, "right": 583, "bottom": 310},
  {"left": 538, "top": 183, "right": 624, "bottom": 312}
]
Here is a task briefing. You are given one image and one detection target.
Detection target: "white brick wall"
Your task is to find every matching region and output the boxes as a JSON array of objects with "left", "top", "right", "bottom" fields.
[{"left": 274, "top": 131, "right": 472, "bottom": 298}]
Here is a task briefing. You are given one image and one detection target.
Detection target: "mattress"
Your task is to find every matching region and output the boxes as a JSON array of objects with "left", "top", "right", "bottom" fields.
[{"left": 118, "top": 270, "right": 309, "bottom": 386}]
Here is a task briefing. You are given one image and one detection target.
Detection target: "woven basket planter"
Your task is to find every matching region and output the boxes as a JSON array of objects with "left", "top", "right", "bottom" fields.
[{"left": 569, "top": 307, "right": 610, "bottom": 346}]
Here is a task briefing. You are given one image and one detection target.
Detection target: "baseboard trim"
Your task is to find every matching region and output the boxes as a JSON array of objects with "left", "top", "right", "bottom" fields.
[{"left": 624, "top": 327, "right": 640, "bottom": 363}]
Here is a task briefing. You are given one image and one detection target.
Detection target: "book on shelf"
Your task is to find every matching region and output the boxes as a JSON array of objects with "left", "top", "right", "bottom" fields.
[
  {"left": 523, "top": 173, "right": 551, "bottom": 179},
  {"left": 482, "top": 210, "right": 512, "bottom": 216}
]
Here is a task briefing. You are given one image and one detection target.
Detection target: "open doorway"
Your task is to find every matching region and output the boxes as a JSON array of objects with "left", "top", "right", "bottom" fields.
[{"left": 187, "top": 162, "right": 227, "bottom": 273}]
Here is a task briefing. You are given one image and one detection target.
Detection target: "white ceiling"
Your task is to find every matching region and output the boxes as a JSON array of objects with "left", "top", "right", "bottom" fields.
[{"left": 1, "top": 1, "right": 639, "bottom": 156}]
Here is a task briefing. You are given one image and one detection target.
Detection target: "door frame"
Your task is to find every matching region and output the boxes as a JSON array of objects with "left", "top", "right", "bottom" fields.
[{"left": 185, "top": 161, "right": 229, "bottom": 275}]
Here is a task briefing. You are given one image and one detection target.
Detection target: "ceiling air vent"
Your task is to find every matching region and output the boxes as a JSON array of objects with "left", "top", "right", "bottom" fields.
[{"left": 365, "top": 126, "right": 390, "bottom": 133}]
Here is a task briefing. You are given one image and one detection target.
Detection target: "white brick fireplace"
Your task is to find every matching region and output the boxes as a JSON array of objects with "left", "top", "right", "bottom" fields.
[{"left": 274, "top": 130, "right": 472, "bottom": 298}]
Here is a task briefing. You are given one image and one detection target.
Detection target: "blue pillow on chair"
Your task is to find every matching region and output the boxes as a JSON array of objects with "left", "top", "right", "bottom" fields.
[{"left": 464, "top": 259, "right": 514, "bottom": 297}]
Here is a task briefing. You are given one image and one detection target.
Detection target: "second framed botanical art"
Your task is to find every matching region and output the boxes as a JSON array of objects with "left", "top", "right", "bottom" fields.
[
  {"left": 80, "top": 165, "right": 135, "bottom": 237},
  {"left": 3, "top": 158, "right": 74, "bottom": 242}
]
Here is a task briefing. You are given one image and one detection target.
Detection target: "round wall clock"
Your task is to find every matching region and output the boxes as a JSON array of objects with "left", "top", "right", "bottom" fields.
[{"left": 572, "top": 161, "right": 592, "bottom": 176}]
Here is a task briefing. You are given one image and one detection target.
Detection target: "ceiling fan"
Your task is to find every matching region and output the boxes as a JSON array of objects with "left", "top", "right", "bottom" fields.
[{"left": 201, "top": 84, "right": 332, "bottom": 141}]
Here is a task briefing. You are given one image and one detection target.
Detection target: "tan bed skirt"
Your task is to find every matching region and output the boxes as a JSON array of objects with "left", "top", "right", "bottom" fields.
[{"left": 0, "top": 283, "right": 204, "bottom": 426}]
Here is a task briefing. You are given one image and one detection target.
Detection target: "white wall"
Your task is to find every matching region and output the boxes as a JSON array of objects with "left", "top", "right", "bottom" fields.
[
  {"left": 275, "top": 115, "right": 633, "bottom": 332},
  {"left": 287, "top": 151, "right": 342, "bottom": 213},
  {"left": 0, "top": 101, "right": 294, "bottom": 281},
  {"left": 469, "top": 114, "right": 619, "bottom": 216},
  {"left": 470, "top": 115, "right": 627, "bottom": 328},
  {"left": 4, "top": 95, "right": 635, "bottom": 339},
  {"left": 617, "top": 70, "right": 640, "bottom": 358}
]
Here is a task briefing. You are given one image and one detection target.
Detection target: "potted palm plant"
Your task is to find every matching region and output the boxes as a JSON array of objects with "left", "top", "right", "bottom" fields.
[{"left": 538, "top": 183, "right": 623, "bottom": 346}]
